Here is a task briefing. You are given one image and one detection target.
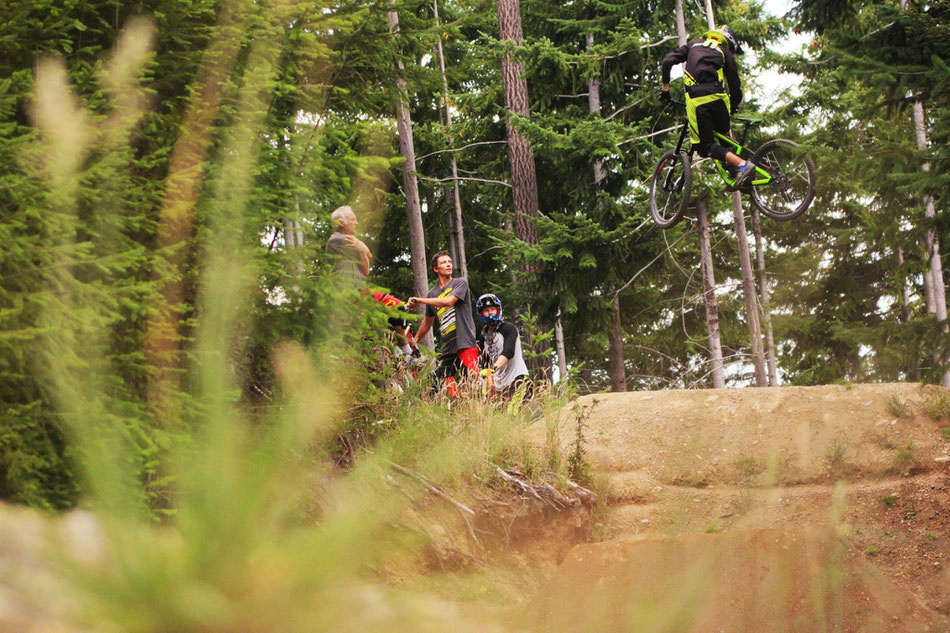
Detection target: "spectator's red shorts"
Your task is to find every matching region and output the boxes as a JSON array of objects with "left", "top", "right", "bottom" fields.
[{"left": 457, "top": 346, "right": 478, "bottom": 372}]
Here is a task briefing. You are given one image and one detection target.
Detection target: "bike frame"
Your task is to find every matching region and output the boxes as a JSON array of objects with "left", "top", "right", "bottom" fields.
[{"left": 669, "top": 118, "right": 772, "bottom": 189}]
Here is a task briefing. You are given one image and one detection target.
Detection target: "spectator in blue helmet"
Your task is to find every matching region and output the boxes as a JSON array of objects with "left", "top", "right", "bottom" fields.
[{"left": 475, "top": 293, "right": 530, "bottom": 400}]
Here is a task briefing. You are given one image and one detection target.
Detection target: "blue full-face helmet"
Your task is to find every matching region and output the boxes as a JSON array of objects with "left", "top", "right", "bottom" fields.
[{"left": 476, "top": 293, "right": 503, "bottom": 325}]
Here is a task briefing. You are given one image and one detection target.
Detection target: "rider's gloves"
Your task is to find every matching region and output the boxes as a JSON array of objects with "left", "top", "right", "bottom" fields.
[
  {"left": 659, "top": 90, "right": 672, "bottom": 104},
  {"left": 480, "top": 368, "right": 495, "bottom": 396}
]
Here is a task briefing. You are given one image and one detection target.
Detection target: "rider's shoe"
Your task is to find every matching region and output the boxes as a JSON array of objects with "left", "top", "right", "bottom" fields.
[{"left": 732, "top": 160, "right": 757, "bottom": 190}]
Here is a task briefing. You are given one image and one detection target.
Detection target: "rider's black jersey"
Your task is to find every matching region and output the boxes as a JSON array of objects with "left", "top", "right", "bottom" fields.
[{"left": 661, "top": 38, "right": 742, "bottom": 111}]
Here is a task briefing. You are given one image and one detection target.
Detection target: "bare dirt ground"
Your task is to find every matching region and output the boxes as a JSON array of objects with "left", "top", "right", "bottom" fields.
[{"left": 511, "top": 382, "right": 950, "bottom": 632}]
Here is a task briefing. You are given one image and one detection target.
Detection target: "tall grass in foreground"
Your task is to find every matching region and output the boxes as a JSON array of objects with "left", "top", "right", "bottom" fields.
[{"left": 18, "top": 8, "right": 544, "bottom": 632}]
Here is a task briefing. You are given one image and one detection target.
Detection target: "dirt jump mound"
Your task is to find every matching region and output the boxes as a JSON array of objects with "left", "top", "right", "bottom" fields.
[{"left": 523, "top": 383, "right": 950, "bottom": 632}]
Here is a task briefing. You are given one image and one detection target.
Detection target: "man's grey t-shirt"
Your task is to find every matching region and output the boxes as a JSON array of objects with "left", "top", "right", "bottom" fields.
[
  {"left": 425, "top": 277, "right": 477, "bottom": 355},
  {"left": 325, "top": 231, "right": 364, "bottom": 281}
]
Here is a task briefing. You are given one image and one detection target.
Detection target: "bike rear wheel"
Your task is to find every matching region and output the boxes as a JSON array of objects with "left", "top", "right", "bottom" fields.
[
  {"left": 649, "top": 150, "right": 691, "bottom": 229},
  {"left": 749, "top": 139, "right": 816, "bottom": 221}
]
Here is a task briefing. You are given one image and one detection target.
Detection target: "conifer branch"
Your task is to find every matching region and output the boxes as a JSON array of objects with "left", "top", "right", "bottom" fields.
[{"left": 417, "top": 140, "right": 507, "bottom": 160}]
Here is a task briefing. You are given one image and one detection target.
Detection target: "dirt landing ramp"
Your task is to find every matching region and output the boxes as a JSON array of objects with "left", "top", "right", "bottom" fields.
[{"left": 524, "top": 526, "right": 948, "bottom": 633}]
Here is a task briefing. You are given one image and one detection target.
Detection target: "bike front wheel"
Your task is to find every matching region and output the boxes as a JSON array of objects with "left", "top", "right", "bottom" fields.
[
  {"left": 649, "top": 150, "right": 692, "bottom": 229},
  {"left": 749, "top": 139, "right": 816, "bottom": 221}
]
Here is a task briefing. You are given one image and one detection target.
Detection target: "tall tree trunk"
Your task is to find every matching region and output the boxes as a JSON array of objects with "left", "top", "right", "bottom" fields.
[
  {"left": 497, "top": 0, "right": 550, "bottom": 379},
  {"left": 902, "top": 0, "right": 947, "bottom": 386},
  {"left": 587, "top": 32, "right": 623, "bottom": 390},
  {"left": 608, "top": 294, "right": 627, "bottom": 391},
  {"left": 283, "top": 218, "right": 303, "bottom": 249},
  {"left": 680, "top": 0, "right": 725, "bottom": 389},
  {"left": 555, "top": 309, "right": 568, "bottom": 384},
  {"left": 897, "top": 247, "right": 912, "bottom": 323},
  {"left": 921, "top": 235, "right": 937, "bottom": 314},
  {"left": 912, "top": 99, "right": 950, "bottom": 387},
  {"left": 388, "top": 8, "right": 429, "bottom": 302},
  {"left": 433, "top": 0, "right": 468, "bottom": 278},
  {"left": 697, "top": 199, "right": 725, "bottom": 388},
  {"left": 586, "top": 34, "right": 606, "bottom": 186},
  {"left": 675, "top": 0, "right": 688, "bottom": 43},
  {"left": 732, "top": 193, "right": 767, "bottom": 386},
  {"left": 913, "top": 101, "right": 947, "bottom": 320},
  {"left": 702, "top": 0, "right": 715, "bottom": 30},
  {"left": 497, "top": 0, "right": 540, "bottom": 247},
  {"left": 751, "top": 206, "right": 778, "bottom": 385},
  {"left": 445, "top": 196, "right": 459, "bottom": 265}
]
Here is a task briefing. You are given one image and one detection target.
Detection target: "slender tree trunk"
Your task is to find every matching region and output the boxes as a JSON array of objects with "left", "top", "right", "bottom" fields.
[
  {"left": 732, "top": 193, "right": 767, "bottom": 386},
  {"left": 697, "top": 199, "right": 725, "bottom": 388},
  {"left": 703, "top": 0, "right": 715, "bottom": 30},
  {"left": 446, "top": 197, "right": 459, "bottom": 265},
  {"left": 675, "top": 0, "right": 688, "bottom": 45},
  {"left": 433, "top": 0, "right": 468, "bottom": 278},
  {"left": 586, "top": 34, "right": 606, "bottom": 185},
  {"left": 608, "top": 294, "right": 627, "bottom": 391},
  {"left": 901, "top": 0, "right": 948, "bottom": 386},
  {"left": 388, "top": 8, "right": 429, "bottom": 301},
  {"left": 683, "top": 0, "right": 725, "bottom": 389},
  {"left": 913, "top": 101, "right": 947, "bottom": 321},
  {"left": 913, "top": 100, "right": 950, "bottom": 387},
  {"left": 497, "top": 0, "right": 540, "bottom": 247},
  {"left": 586, "top": 32, "right": 624, "bottom": 391},
  {"left": 497, "top": 0, "right": 550, "bottom": 379},
  {"left": 897, "top": 247, "right": 912, "bottom": 323},
  {"left": 921, "top": 235, "right": 937, "bottom": 314},
  {"left": 555, "top": 309, "right": 568, "bottom": 384},
  {"left": 283, "top": 219, "right": 303, "bottom": 249},
  {"left": 751, "top": 206, "right": 778, "bottom": 385}
]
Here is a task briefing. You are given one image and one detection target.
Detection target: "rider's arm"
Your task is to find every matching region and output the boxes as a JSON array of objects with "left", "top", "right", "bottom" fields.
[
  {"left": 724, "top": 50, "right": 742, "bottom": 114},
  {"left": 492, "top": 322, "right": 520, "bottom": 370},
  {"left": 660, "top": 43, "right": 690, "bottom": 86}
]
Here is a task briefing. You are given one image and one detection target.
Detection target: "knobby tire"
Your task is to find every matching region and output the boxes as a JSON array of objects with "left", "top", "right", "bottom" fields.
[
  {"left": 749, "top": 139, "right": 816, "bottom": 221},
  {"left": 649, "top": 150, "right": 691, "bottom": 229}
]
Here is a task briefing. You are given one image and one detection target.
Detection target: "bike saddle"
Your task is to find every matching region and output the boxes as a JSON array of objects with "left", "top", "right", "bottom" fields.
[{"left": 733, "top": 115, "right": 763, "bottom": 125}]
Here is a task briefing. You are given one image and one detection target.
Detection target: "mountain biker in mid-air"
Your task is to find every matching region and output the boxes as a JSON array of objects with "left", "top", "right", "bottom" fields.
[{"left": 660, "top": 25, "right": 756, "bottom": 189}]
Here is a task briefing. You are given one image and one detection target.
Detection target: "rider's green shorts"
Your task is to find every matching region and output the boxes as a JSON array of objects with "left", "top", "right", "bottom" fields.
[{"left": 686, "top": 92, "right": 731, "bottom": 145}]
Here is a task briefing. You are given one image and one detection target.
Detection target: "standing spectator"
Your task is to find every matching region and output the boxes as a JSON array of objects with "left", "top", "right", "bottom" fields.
[
  {"left": 324, "top": 205, "right": 372, "bottom": 279},
  {"left": 475, "top": 293, "right": 530, "bottom": 400},
  {"left": 325, "top": 205, "right": 418, "bottom": 358},
  {"left": 407, "top": 251, "right": 478, "bottom": 396}
]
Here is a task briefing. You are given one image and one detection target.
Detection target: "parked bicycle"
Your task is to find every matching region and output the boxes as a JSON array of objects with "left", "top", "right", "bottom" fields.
[{"left": 649, "top": 100, "right": 816, "bottom": 229}]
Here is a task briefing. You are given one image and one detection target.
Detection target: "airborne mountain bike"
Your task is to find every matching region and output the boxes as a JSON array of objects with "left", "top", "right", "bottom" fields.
[{"left": 648, "top": 100, "right": 816, "bottom": 229}]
